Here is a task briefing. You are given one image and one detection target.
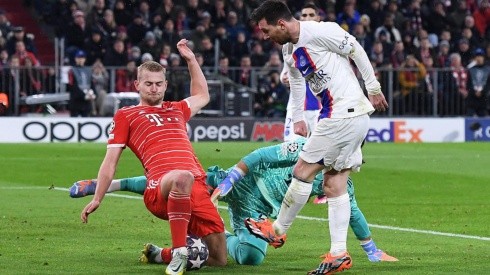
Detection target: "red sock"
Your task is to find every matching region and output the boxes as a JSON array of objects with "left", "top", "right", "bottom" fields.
[
  {"left": 162, "top": 248, "right": 172, "bottom": 264},
  {"left": 167, "top": 191, "right": 191, "bottom": 248}
]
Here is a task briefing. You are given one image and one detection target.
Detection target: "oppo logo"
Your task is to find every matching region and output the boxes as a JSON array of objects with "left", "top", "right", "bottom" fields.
[{"left": 22, "top": 121, "right": 111, "bottom": 142}]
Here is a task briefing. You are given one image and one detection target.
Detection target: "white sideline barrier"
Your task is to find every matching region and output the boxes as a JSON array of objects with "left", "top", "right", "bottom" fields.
[{"left": 0, "top": 117, "right": 470, "bottom": 143}]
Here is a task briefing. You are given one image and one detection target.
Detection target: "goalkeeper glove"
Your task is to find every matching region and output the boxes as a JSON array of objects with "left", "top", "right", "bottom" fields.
[{"left": 211, "top": 167, "right": 244, "bottom": 201}]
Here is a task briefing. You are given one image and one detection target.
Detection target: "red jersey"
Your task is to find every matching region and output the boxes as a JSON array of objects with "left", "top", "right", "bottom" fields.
[{"left": 108, "top": 100, "right": 205, "bottom": 181}]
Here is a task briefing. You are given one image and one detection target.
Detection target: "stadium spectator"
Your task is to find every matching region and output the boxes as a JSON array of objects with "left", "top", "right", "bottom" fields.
[
  {"left": 436, "top": 40, "right": 451, "bottom": 68},
  {"left": 64, "top": 10, "right": 90, "bottom": 61},
  {"left": 85, "top": 29, "right": 107, "bottom": 66},
  {"left": 112, "top": 0, "right": 132, "bottom": 27},
  {"left": 79, "top": 43, "right": 228, "bottom": 274},
  {"left": 466, "top": 48, "right": 490, "bottom": 117},
  {"left": 217, "top": 55, "right": 232, "bottom": 79},
  {"left": 415, "top": 37, "right": 437, "bottom": 68},
  {"left": 102, "top": 39, "right": 127, "bottom": 66},
  {"left": 85, "top": 0, "right": 106, "bottom": 29},
  {"left": 160, "top": 18, "right": 181, "bottom": 52},
  {"left": 138, "top": 31, "right": 160, "bottom": 61},
  {"left": 439, "top": 53, "right": 467, "bottom": 116},
  {"left": 386, "top": 0, "right": 405, "bottom": 31},
  {"left": 449, "top": 0, "right": 470, "bottom": 38},
  {"left": 129, "top": 46, "right": 142, "bottom": 64},
  {"left": 137, "top": 0, "right": 152, "bottom": 29},
  {"left": 198, "top": 36, "right": 216, "bottom": 67},
  {"left": 213, "top": 23, "right": 233, "bottom": 63},
  {"left": 374, "top": 13, "right": 402, "bottom": 46},
  {"left": 456, "top": 38, "right": 473, "bottom": 67},
  {"left": 174, "top": 6, "right": 191, "bottom": 37},
  {"left": 209, "top": 0, "right": 227, "bottom": 27},
  {"left": 235, "top": 55, "right": 252, "bottom": 86},
  {"left": 67, "top": 50, "right": 97, "bottom": 117},
  {"left": 398, "top": 54, "right": 427, "bottom": 115},
  {"left": 229, "top": 0, "right": 249, "bottom": 24},
  {"left": 183, "top": 0, "right": 199, "bottom": 28},
  {"left": 261, "top": 51, "right": 283, "bottom": 76},
  {"left": 353, "top": 23, "right": 373, "bottom": 56},
  {"left": 390, "top": 41, "right": 407, "bottom": 68},
  {"left": 126, "top": 13, "right": 149, "bottom": 46},
  {"left": 401, "top": 0, "right": 424, "bottom": 34},
  {"left": 249, "top": 41, "right": 268, "bottom": 67},
  {"left": 425, "top": 1, "right": 451, "bottom": 38},
  {"left": 154, "top": 0, "right": 176, "bottom": 23},
  {"left": 472, "top": 0, "right": 490, "bottom": 41},
  {"left": 167, "top": 52, "right": 190, "bottom": 100},
  {"left": 225, "top": 11, "right": 247, "bottom": 42},
  {"left": 370, "top": 40, "right": 391, "bottom": 68},
  {"left": 364, "top": 0, "right": 385, "bottom": 33},
  {"left": 0, "top": 9, "right": 12, "bottom": 38},
  {"left": 227, "top": 31, "right": 249, "bottom": 66},
  {"left": 0, "top": 49, "right": 8, "bottom": 67},
  {"left": 91, "top": 60, "right": 109, "bottom": 115},
  {"left": 336, "top": 0, "right": 360, "bottom": 33},
  {"left": 13, "top": 41, "right": 40, "bottom": 67},
  {"left": 6, "top": 26, "right": 37, "bottom": 56},
  {"left": 262, "top": 70, "right": 288, "bottom": 118},
  {"left": 115, "top": 60, "right": 137, "bottom": 93},
  {"left": 92, "top": 9, "right": 117, "bottom": 43}
]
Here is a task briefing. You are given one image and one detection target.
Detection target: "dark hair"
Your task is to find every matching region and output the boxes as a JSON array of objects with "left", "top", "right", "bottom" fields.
[
  {"left": 250, "top": 0, "right": 293, "bottom": 25},
  {"left": 302, "top": 2, "right": 318, "bottom": 11}
]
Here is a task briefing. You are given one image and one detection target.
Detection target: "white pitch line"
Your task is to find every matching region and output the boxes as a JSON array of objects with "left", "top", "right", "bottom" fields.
[{"left": 8, "top": 186, "right": 490, "bottom": 242}]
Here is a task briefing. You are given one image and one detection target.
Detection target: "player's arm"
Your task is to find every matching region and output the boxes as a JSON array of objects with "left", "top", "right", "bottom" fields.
[
  {"left": 288, "top": 65, "right": 308, "bottom": 137},
  {"left": 211, "top": 141, "right": 302, "bottom": 201},
  {"left": 177, "top": 39, "right": 210, "bottom": 117},
  {"left": 318, "top": 22, "right": 387, "bottom": 111},
  {"left": 81, "top": 147, "right": 123, "bottom": 223}
]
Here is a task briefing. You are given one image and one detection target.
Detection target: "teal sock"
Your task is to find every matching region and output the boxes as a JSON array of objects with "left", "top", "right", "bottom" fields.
[
  {"left": 120, "top": 176, "right": 146, "bottom": 195},
  {"left": 361, "top": 239, "right": 378, "bottom": 255}
]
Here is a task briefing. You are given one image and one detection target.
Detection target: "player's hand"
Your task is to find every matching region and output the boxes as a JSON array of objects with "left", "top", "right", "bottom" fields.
[
  {"left": 176, "top": 39, "right": 195, "bottom": 62},
  {"left": 81, "top": 200, "right": 100, "bottom": 223},
  {"left": 293, "top": 121, "right": 308, "bottom": 137},
  {"left": 368, "top": 93, "right": 388, "bottom": 112},
  {"left": 210, "top": 168, "right": 244, "bottom": 202}
]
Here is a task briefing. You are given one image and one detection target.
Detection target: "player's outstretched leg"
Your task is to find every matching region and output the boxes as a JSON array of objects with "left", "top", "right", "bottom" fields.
[
  {"left": 69, "top": 179, "right": 97, "bottom": 198},
  {"left": 307, "top": 252, "right": 352, "bottom": 275},
  {"left": 244, "top": 217, "right": 286, "bottom": 249}
]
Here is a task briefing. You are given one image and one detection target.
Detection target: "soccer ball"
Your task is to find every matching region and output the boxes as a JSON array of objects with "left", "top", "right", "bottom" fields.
[{"left": 186, "top": 234, "right": 209, "bottom": 270}]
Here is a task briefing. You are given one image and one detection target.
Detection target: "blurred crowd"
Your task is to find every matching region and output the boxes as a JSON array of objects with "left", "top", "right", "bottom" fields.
[{"left": 0, "top": 0, "right": 489, "bottom": 117}]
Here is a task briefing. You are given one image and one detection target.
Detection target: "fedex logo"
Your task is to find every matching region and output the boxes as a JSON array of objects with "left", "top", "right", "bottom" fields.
[{"left": 366, "top": 121, "right": 423, "bottom": 143}]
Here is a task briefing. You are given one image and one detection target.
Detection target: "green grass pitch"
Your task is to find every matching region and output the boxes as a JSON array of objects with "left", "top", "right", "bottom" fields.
[{"left": 0, "top": 142, "right": 489, "bottom": 274}]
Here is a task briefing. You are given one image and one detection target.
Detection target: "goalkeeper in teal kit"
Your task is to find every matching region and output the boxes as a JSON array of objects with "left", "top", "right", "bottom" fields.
[{"left": 70, "top": 137, "right": 397, "bottom": 265}]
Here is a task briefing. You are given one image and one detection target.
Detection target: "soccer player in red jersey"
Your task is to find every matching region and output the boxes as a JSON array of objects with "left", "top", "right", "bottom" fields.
[{"left": 80, "top": 39, "right": 227, "bottom": 275}]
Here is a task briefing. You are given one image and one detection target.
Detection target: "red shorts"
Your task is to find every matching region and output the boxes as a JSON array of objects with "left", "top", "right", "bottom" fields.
[{"left": 143, "top": 176, "right": 224, "bottom": 238}]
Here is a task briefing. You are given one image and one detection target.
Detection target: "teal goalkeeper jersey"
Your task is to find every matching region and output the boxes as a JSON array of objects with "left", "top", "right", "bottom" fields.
[{"left": 218, "top": 137, "right": 325, "bottom": 231}]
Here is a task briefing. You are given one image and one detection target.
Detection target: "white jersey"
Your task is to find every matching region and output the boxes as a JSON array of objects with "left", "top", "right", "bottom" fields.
[{"left": 283, "top": 21, "right": 378, "bottom": 122}]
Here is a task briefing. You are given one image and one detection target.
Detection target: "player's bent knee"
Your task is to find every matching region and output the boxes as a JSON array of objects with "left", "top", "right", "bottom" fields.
[
  {"left": 235, "top": 243, "right": 266, "bottom": 265},
  {"left": 164, "top": 170, "right": 194, "bottom": 193}
]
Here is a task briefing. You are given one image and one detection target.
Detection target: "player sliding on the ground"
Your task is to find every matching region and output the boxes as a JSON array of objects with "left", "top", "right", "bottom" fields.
[{"left": 70, "top": 138, "right": 397, "bottom": 266}]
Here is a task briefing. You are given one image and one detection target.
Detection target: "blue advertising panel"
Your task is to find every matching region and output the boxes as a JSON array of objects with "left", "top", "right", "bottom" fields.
[{"left": 465, "top": 118, "right": 490, "bottom": 141}]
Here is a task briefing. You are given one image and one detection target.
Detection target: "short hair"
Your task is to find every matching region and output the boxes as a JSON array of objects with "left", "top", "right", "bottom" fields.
[
  {"left": 250, "top": 0, "right": 293, "bottom": 25},
  {"left": 137, "top": 61, "right": 166, "bottom": 80},
  {"left": 302, "top": 3, "right": 318, "bottom": 11}
]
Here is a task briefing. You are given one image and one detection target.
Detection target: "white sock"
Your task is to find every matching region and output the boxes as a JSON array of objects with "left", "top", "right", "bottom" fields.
[
  {"left": 273, "top": 177, "right": 312, "bottom": 235},
  {"left": 328, "top": 193, "right": 350, "bottom": 256}
]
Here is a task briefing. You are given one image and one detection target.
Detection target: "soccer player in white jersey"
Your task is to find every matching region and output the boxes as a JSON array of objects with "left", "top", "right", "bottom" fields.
[
  {"left": 246, "top": 1, "right": 388, "bottom": 274},
  {"left": 282, "top": 3, "right": 322, "bottom": 143}
]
